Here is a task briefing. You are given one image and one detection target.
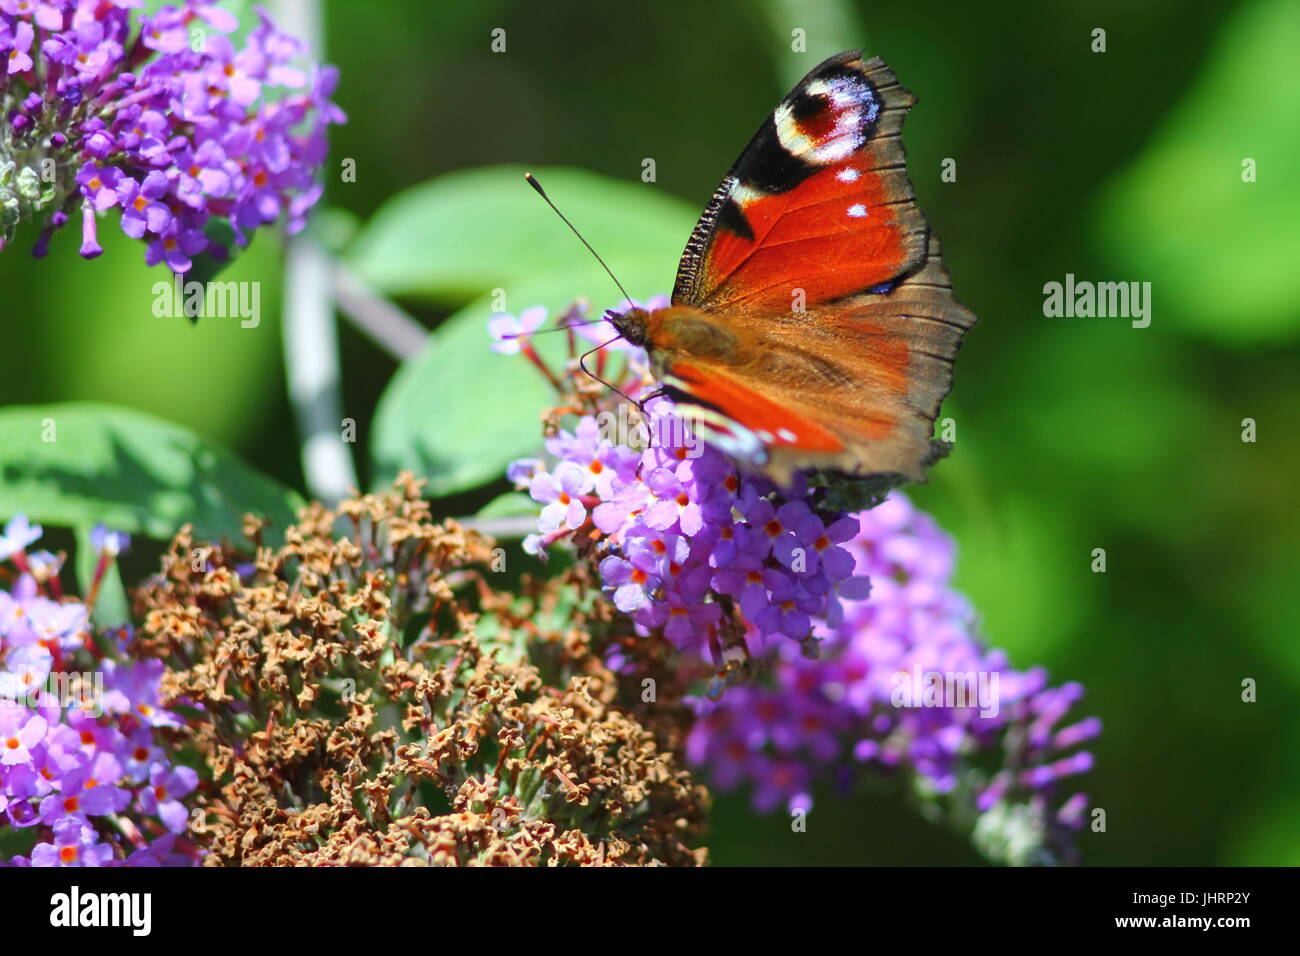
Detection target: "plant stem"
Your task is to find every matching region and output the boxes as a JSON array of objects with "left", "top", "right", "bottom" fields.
[
  {"left": 330, "top": 257, "right": 429, "bottom": 360},
  {"left": 283, "top": 233, "right": 357, "bottom": 503},
  {"left": 275, "top": 0, "right": 357, "bottom": 503}
]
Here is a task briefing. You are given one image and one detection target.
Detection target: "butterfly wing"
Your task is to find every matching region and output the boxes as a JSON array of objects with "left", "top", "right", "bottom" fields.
[
  {"left": 658, "top": 51, "right": 975, "bottom": 482},
  {"left": 672, "top": 51, "right": 929, "bottom": 313}
]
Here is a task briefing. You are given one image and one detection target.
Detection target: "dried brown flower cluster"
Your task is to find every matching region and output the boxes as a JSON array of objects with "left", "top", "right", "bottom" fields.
[{"left": 129, "top": 475, "right": 708, "bottom": 866}]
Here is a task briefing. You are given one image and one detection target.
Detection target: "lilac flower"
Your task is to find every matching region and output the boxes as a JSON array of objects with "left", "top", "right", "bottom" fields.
[
  {"left": 6, "top": 20, "right": 32, "bottom": 74},
  {"left": 89, "top": 523, "right": 129, "bottom": 558},
  {"left": 0, "top": 515, "right": 41, "bottom": 560},
  {"left": 38, "top": 753, "right": 130, "bottom": 824},
  {"left": 511, "top": 395, "right": 870, "bottom": 660},
  {"left": 137, "top": 764, "right": 199, "bottom": 833},
  {"left": 0, "top": 703, "right": 45, "bottom": 766},
  {"left": 29, "top": 817, "right": 114, "bottom": 867},
  {"left": 1, "top": 0, "right": 343, "bottom": 271},
  {"left": 488, "top": 306, "right": 547, "bottom": 354},
  {"left": 531, "top": 462, "right": 595, "bottom": 534},
  {"left": 1, "top": 515, "right": 197, "bottom": 866},
  {"left": 685, "top": 493, "right": 1101, "bottom": 865},
  {"left": 100, "top": 659, "right": 181, "bottom": 729},
  {"left": 0, "top": 643, "right": 52, "bottom": 699}
]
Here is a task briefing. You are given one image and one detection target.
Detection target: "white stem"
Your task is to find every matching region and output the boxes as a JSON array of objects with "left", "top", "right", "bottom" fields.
[
  {"left": 273, "top": 0, "right": 355, "bottom": 503},
  {"left": 331, "top": 258, "right": 429, "bottom": 360},
  {"left": 283, "top": 235, "right": 357, "bottom": 503}
]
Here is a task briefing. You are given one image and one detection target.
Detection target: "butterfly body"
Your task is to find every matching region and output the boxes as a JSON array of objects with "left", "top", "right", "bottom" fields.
[{"left": 616, "top": 51, "right": 976, "bottom": 484}]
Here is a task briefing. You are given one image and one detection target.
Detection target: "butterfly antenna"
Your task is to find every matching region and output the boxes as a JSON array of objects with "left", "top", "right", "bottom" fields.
[
  {"left": 525, "top": 173, "right": 658, "bottom": 447},
  {"left": 525, "top": 172, "right": 633, "bottom": 306},
  {"left": 577, "top": 338, "right": 663, "bottom": 451},
  {"left": 578, "top": 337, "right": 639, "bottom": 407}
]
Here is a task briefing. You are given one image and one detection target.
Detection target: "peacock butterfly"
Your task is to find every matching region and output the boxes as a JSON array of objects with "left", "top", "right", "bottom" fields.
[{"left": 593, "top": 50, "right": 977, "bottom": 486}]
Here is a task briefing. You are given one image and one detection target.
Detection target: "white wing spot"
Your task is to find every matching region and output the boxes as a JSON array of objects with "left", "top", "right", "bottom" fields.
[
  {"left": 847, "top": 203, "right": 867, "bottom": 218},
  {"left": 731, "top": 182, "right": 767, "bottom": 206},
  {"left": 836, "top": 168, "right": 860, "bottom": 183},
  {"left": 777, "top": 428, "right": 798, "bottom": 443}
]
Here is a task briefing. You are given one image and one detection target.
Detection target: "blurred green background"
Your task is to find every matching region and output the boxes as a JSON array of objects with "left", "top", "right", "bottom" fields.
[{"left": 2, "top": 0, "right": 1297, "bottom": 865}]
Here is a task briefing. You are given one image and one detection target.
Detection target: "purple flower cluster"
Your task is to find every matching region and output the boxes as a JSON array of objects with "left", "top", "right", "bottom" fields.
[
  {"left": 510, "top": 399, "right": 870, "bottom": 661},
  {"left": 0, "top": 516, "right": 197, "bottom": 867},
  {"left": 685, "top": 493, "right": 1100, "bottom": 864},
  {"left": 1, "top": 0, "right": 343, "bottom": 270}
]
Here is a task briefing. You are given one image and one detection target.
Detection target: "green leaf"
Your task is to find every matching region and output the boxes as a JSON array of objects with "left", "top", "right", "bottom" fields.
[
  {"left": 363, "top": 166, "right": 699, "bottom": 496},
  {"left": 370, "top": 293, "right": 555, "bottom": 496},
  {"left": 475, "top": 491, "right": 539, "bottom": 519},
  {"left": 0, "top": 403, "right": 304, "bottom": 545},
  {"left": 346, "top": 165, "right": 697, "bottom": 309}
]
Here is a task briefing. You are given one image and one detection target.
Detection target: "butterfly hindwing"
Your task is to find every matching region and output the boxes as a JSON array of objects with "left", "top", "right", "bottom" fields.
[
  {"left": 672, "top": 51, "right": 929, "bottom": 313},
  {"left": 658, "top": 236, "right": 975, "bottom": 482}
]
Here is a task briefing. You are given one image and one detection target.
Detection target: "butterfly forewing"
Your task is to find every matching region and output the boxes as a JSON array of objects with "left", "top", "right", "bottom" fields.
[{"left": 672, "top": 52, "right": 928, "bottom": 313}]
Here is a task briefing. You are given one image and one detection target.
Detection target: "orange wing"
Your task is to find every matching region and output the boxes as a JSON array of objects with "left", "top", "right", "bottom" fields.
[
  {"left": 672, "top": 51, "right": 929, "bottom": 314},
  {"left": 656, "top": 238, "right": 975, "bottom": 482}
]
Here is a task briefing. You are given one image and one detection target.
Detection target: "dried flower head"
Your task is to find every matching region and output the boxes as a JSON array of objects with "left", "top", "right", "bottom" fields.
[{"left": 130, "top": 475, "right": 707, "bottom": 866}]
